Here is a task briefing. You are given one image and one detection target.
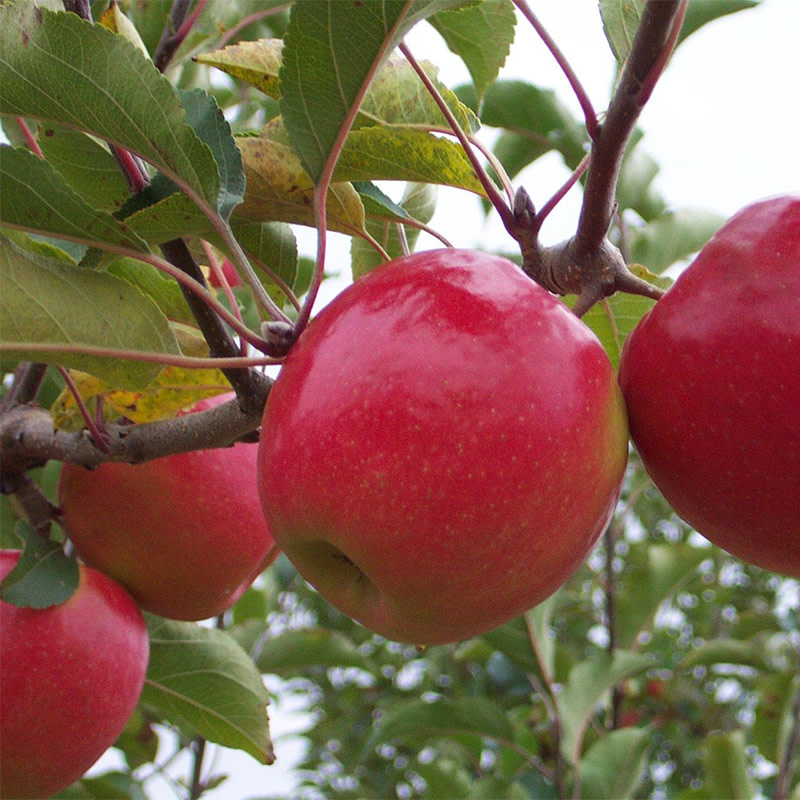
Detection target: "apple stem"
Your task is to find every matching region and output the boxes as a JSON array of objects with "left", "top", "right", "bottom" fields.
[
  {"left": 399, "top": 42, "right": 516, "bottom": 233},
  {"left": 512, "top": 0, "right": 600, "bottom": 141}
]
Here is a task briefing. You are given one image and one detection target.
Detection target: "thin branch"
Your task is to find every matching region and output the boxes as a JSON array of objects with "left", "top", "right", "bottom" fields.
[
  {"left": 0, "top": 363, "right": 49, "bottom": 414},
  {"left": 399, "top": 42, "right": 515, "bottom": 233},
  {"left": 574, "top": 0, "right": 682, "bottom": 257},
  {"left": 216, "top": 4, "right": 293, "bottom": 49},
  {"left": 153, "top": 0, "right": 194, "bottom": 72},
  {"left": 513, "top": 0, "right": 600, "bottom": 140}
]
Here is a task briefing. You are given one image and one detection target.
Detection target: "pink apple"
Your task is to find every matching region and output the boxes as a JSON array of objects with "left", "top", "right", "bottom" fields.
[
  {"left": 619, "top": 195, "right": 800, "bottom": 576},
  {"left": 59, "top": 393, "right": 278, "bottom": 620},
  {"left": 0, "top": 550, "right": 149, "bottom": 799},
  {"left": 257, "top": 249, "right": 628, "bottom": 644},
  {"left": 208, "top": 258, "right": 242, "bottom": 288}
]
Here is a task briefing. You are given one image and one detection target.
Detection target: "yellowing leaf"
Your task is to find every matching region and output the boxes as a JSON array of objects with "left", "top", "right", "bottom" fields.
[
  {"left": 236, "top": 137, "right": 366, "bottom": 235},
  {"left": 51, "top": 368, "right": 231, "bottom": 430},
  {"left": 196, "top": 39, "right": 283, "bottom": 98}
]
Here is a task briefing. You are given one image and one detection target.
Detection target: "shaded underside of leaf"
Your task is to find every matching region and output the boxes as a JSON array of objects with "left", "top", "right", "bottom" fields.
[
  {"left": 429, "top": 0, "right": 517, "bottom": 101},
  {"left": 0, "top": 146, "right": 148, "bottom": 253},
  {"left": 0, "top": 234, "right": 178, "bottom": 389}
]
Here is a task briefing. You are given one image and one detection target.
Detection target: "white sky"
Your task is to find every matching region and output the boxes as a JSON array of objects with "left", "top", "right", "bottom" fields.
[{"left": 86, "top": 0, "right": 799, "bottom": 796}]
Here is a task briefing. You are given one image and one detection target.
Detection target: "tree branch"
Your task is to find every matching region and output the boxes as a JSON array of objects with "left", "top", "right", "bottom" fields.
[
  {"left": 1, "top": 393, "right": 268, "bottom": 477},
  {"left": 574, "top": 0, "right": 682, "bottom": 257},
  {"left": 510, "top": 0, "right": 682, "bottom": 315}
]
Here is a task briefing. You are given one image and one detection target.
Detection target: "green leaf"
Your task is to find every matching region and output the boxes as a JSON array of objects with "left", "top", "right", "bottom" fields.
[
  {"left": 567, "top": 265, "right": 671, "bottom": 369},
  {"left": 0, "top": 4, "right": 220, "bottom": 211},
  {"left": 599, "top": 0, "right": 645, "bottom": 64},
  {"left": 279, "top": 0, "right": 475, "bottom": 181},
  {"left": 579, "top": 727, "right": 651, "bottom": 799},
  {"left": 629, "top": 207, "right": 725, "bottom": 273},
  {"left": 482, "top": 616, "right": 541, "bottom": 673},
  {"left": 477, "top": 80, "right": 586, "bottom": 177},
  {"left": 429, "top": 0, "right": 517, "bottom": 101},
  {"left": 677, "top": 1, "right": 760, "bottom": 48},
  {"left": 523, "top": 592, "right": 561, "bottom": 682},
  {"left": 0, "top": 522, "right": 79, "bottom": 609},
  {"left": 141, "top": 615, "right": 274, "bottom": 764},
  {"left": 616, "top": 141, "right": 667, "bottom": 221},
  {"left": 352, "top": 181, "right": 437, "bottom": 279},
  {"left": 367, "top": 696, "right": 515, "bottom": 752},
  {"left": 615, "top": 543, "right": 708, "bottom": 649},
  {"left": 678, "top": 638, "right": 776, "bottom": 672},
  {"left": 37, "top": 126, "right": 130, "bottom": 213},
  {"left": 196, "top": 38, "right": 284, "bottom": 99},
  {"left": 358, "top": 54, "right": 479, "bottom": 132},
  {"left": 202, "top": 45, "right": 478, "bottom": 134},
  {"left": 177, "top": 88, "right": 245, "bottom": 220},
  {"left": 703, "top": 731, "right": 756, "bottom": 800},
  {"left": 0, "top": 146, "right": 149, "bottom": 253},
  {"left": 558, "top": 650, "right": 654, "bottom": 763},
  {"left": 106, "top": 258, "right": 196, "bottom": 327},
  {"left": 752, "top": 672, "right": 798, "bottom": 765},
  {"left": 0, "top": 234, "right": 180, "bottom": 389},
  {"left": 248, "top": 628, "right": 374, "bottom": 675},
  {"left": 334, "top": 127, "right": 485, "bottom": 193}
]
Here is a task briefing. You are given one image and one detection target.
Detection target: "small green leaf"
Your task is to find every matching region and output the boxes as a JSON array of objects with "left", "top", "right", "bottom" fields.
[
  {"left": 141, "top": 615, "right": 274, "bottom": 764},
  {"left": 177, "top": 88, "right": 245, "bottom": 220},
  {"left": 559, "top": 650, "right": 654, "bottom": 763},
  {"left": 429, "top": 0, "right": 517, "bottom": 101},
  {"left": 478, "top": 80, "right": 586, "bottom": 177},
  {"left": 579, "top": 727, "right": 651, "bottom": 799},
  {"left": 249, "top": 628, "right": 374, "bottom": 675},
  {"left": 0, "top": 522, "right": 79, "bottom": 609},
  {"left": 567, "top": 265, "right": 672, "bottom": 369},
  {"left": 523, "top": 591, "right": 561, "bottom": 682},
  {"left": 677, "top": 1, "right": 760, "bottom": 48},
  {"left": 599, "top": 0, "right": 645, "bottom": 64},
  {"left": 352, "top": 182, "right": 437, "bottom": 279},
  {"left": 679, "top": 638, "right": 776, "bottom": 672},
  {"left": 196, "top": 38, "right": 284, "bottom": 98},
  {"left": 334, "top": 127, "right": 485, "bottom": 194},
  {"left": 37, "top": 126, "right": 130, "bottom": 213},
  {"left": 615, "top": 542, "right": 708, "bottom": 648},
  {"left": 235, "top": 136, "right": 366, "bottom": 234},
  {"left": 367, "top": 696, "right": 515, "bottom": 752},
  {"left": 0, "top": 234, "right": 180, "bottom": 389},
  {"left": 752, "top": 672, "right": 798, "bottom": 764},
  {"left": 703, "top": 731, "right": 756, "bottom": 800},
  {"left": 629, "top": 207, "right": 726, "bottom": 273}
]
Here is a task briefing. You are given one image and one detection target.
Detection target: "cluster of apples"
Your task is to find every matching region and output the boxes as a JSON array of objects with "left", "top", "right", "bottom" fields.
[
  {"left": 1, "top": 394, "right": 277, "bottom": 798},
  {"left": 2, "top": 194, "right": 797, "bottom": 797}
]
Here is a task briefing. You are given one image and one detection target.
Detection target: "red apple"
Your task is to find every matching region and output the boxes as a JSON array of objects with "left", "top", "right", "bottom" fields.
[
  {"left": 257, "top": 249, "right": 628, "bottom": 644},
  {"left": 618, "top": 195, "right": 800, "bottom": 576},
  {"left": 208, "top": 258, "right": 242, "bottom": 288},
  {"left": 0, "top": 550, "right": 148, "bottom": 799},
  {"left": 59, "top": 393, "right": 278, "bottom": 620}
]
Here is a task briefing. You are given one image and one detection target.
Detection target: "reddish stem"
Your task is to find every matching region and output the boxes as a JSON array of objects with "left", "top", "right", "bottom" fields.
[
  {"left": 14, "top": 117, "right": 43, "bottom": 158},
  {"left": 512, "top": 0, "right": 600, "bottom": 141},
  {"left": 57, "top": 367, "right": 111, "bottom": 453}
]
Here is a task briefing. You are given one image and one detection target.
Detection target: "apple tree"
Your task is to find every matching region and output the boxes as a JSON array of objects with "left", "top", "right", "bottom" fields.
[{"left": 1, "top": 1, "right": 798, "bottom": 798}]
